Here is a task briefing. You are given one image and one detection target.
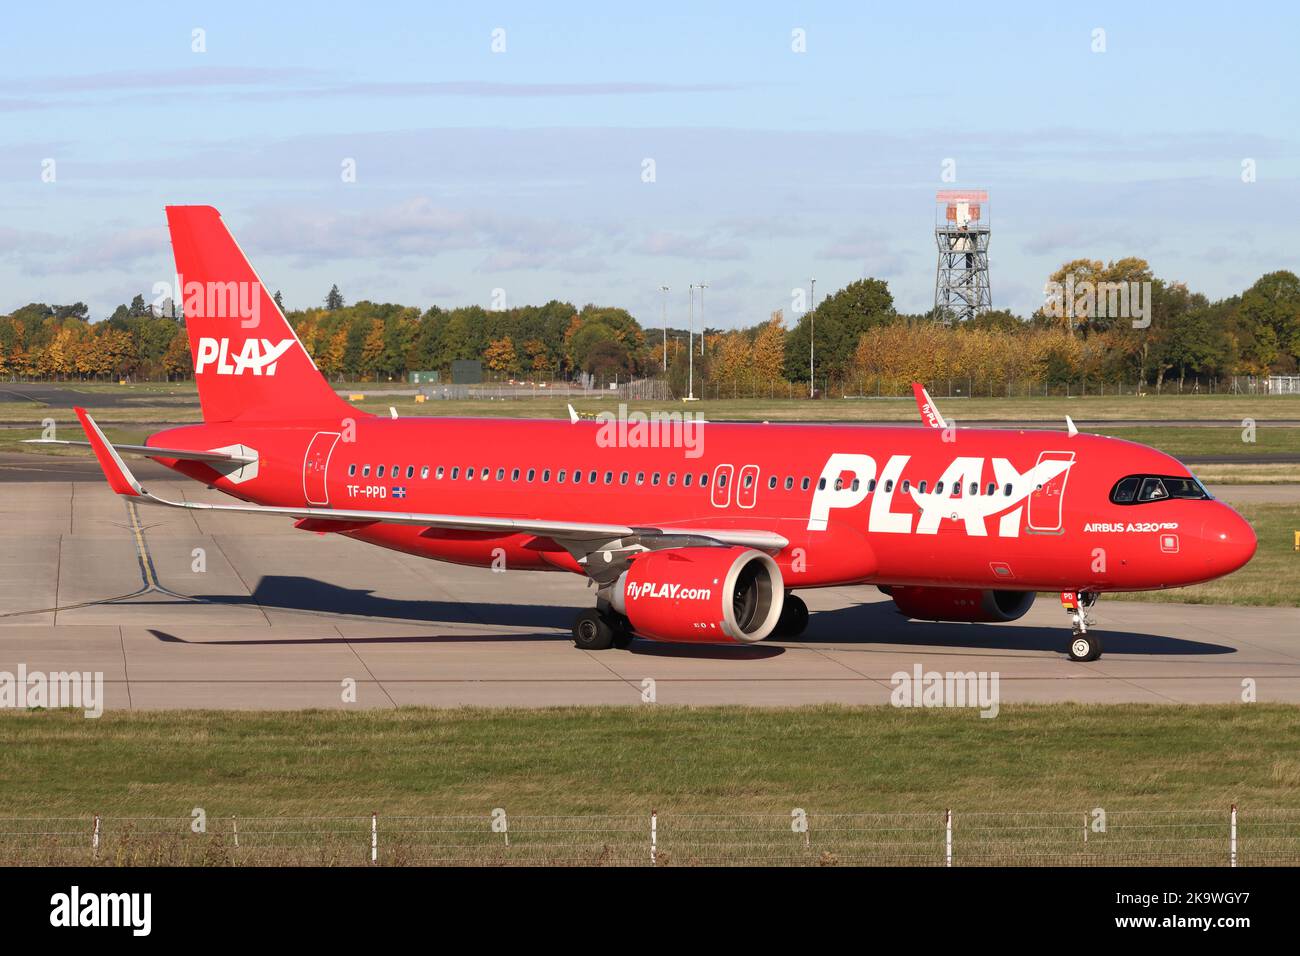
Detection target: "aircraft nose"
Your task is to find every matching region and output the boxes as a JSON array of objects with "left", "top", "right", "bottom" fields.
[{"left": 1201, "top": 505, "right": 1257, "bottom": 577}]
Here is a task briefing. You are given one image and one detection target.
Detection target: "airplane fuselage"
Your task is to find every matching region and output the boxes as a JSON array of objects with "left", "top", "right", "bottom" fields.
[{"left": 152, "top": 416, "right": 1256, "bottom": 595}]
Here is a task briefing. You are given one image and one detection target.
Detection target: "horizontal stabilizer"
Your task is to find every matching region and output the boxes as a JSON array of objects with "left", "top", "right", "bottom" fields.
[{"left": 24, "top": 438, "right": 257, "bottom": 464}]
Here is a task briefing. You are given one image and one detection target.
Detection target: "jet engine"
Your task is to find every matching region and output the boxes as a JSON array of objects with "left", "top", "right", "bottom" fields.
[
  {"left": 611, "top": 546, "right": 784, "bottom": 643},
  {"left": 883, "top": 585, "right": 1036, "bottom": 623}
]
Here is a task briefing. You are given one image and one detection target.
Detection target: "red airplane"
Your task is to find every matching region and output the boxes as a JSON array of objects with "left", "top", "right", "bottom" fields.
[{"left": 59, "top": 206, "right": 1257, "bottom": 662}]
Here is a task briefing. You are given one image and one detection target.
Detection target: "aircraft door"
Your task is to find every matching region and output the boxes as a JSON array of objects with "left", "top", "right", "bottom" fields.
[
  {"left": 303, "top": 431, "right": 340, "bottom": 506},
  {"left": 1027, "top": 450, "right": 1074, "bottom": 534}
]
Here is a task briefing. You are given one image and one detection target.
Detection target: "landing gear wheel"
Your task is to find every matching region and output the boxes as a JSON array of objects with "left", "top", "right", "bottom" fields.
[
  {"left": 573, "top": 609, "right": 614, "bottom": 650},
  {"left": 611, "top": 614, "right": 635, "bottom": 649},
  {"left": 774, "top": 594, "right": 809, "bottom": 638},
  {"left": 1068, "top": 633, "right": 1102, "bottom": 663}
]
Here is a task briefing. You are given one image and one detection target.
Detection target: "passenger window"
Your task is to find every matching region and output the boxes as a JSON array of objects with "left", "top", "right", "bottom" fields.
[
  {"left": 496, "top": 467, "right": 505, "bottom": 481},
  {"left": 832, "top": 477, "right": 841, "bottom": 491},
  {"left": 348, "top": 464, "right": 356, "bottom": 477},
  {"left": 557, "top": 470, "right": 566, "bottom": 483},
  {"left": 970, "top": 482, "right": 979, "bottom": 496},
  {"left": 377, "top": 465, "right": 386, "bottom": 478},
  {"left": 435, "top": 466, "right": 444, "bottom": 479},
  {"left": 652, "top": 473, "right": 660, "bottom": 486},
  {"left": 465, "top": 467, "right": 474, "bottom": 481},
  {"left": 542, "top": 469, "right": 550, "bottom": 482},
  {"left": 800, "top": 477, "right": 810, "bottom": 490},
  {"left": 901, "top": 480, "right": 910, "bottom": 493},
  {"left": 851, "top": 478, "right": 860, "bottom": 492},
  {"left": 620, "top": 472, "right": 629, "bottom": 485},
  {"left": 784, "top": 477, "right": 794, "bottom": 490},
  {"left": 604, "top": 471, "right": 613, "bottom": 484},
  {"left": 744, "top": 473, "right": 754, "bottom": 488},
  {"left": 363, "top": 465, "right": 370, "bottom": 477},
  {"left": 527, "top": 469, "right": 536, "bottom": 481},
  {"left": 936, "top": 481, "right": 945, "bottom": 495},
  {"left": 719, "top": 473, "right": 729, "bottom": 488},
  {"left": 918, "top": 480, "right": 927, "bottom": 494},
  {"left": 406, "top": 466, "right": 414, "bottom": 479},
  {"left": 481, "top": 467, "right": 489, "bottom": 480},
  {"left": 1003, "top": 483, "right": 1013, "bottom": 496},
  {"left": 589, "top": 471, "right": 597, "bottom": 484},
  {"left": 986, "top": 482, "right": 996, "bottom": 496},
  {"left": 450, "top": 467, "right": 459, "bottom": 479},
  {"left": 884, "top": 480, "right": 894, "bottom": 493},
  {"left": 572, "top": 470, "right": 582, "bottom": 485},
  {"left": 867, "top": 479, "right": 876, "bottom": 492},
  {"left": 635, "top": 472, "right": 645, "bottom": 485},
  {"left": 701, "top": 473, "right": 710, "bottom": 487},
  {"left": 667, "top": 473, "right": 676, "bottom": 486},
  {"left": 769, "top": 476, "right": 778, "bottom": 490},
  {"left": 511, "top": 468, "right": 520, "bottom": 481},
  {"left": 683, "top": 474, "right": 693, "bottom": 487},
  {"left": 421, "top": 466, "right": 429, "bottom": 479}
]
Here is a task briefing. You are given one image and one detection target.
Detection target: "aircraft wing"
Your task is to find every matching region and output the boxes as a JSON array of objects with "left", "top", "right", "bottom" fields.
[
  {"left": 911, "top": 382, "right": 947, "bottom": 429},
  {"left": 73, "top": 408, "right": 787, "bottom": 555}
]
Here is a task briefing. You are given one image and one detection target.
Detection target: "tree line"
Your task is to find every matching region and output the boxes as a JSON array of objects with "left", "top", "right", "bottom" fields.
[{"left": 2, "top": 263, "right": 1297, "bottom": 392}]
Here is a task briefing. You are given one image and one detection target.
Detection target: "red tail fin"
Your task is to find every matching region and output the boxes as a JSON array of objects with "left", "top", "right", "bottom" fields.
[{"left": 166, "top": 205, "right": 354, "bottom": 423}]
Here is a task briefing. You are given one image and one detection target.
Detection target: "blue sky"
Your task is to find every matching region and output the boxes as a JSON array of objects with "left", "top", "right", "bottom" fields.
[{"left": 1, "top": 1, "right": 1296, "bottom": 326}]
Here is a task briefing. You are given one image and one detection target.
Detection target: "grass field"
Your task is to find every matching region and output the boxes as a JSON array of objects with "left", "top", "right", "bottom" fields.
[
  {"left": 4, "top": 383, "right": 1300, "bottom": 424},
  {"left": 3, "top": 389, "right": 1300, "bottom": 463},
  {"left": 1, "top": 704, "right": 1295, "bottom": 816},
  {"left": 1110, "top": 502, "right": 1299, "bottom": 607},
  {"left": 0, "top": 704, "right": 1296, "bottom": 864}
]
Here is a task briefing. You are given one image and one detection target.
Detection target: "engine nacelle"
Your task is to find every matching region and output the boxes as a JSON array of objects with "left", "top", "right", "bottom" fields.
[
  {"left": 612, "top": 547, "right": 784, "bottom": 644},
  {"left": 884, "top": 586, "right": 1035, "bottom": 623}
]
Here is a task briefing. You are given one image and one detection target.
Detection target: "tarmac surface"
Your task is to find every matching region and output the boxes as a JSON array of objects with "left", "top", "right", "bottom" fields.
[{"left": 0, "top": 473, "right": 1296, "bottom": 710}]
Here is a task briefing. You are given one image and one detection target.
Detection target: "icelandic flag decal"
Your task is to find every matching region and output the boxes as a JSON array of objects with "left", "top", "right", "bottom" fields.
[{"left": 392, "top": 486, "right": 407, "bottom": 499}]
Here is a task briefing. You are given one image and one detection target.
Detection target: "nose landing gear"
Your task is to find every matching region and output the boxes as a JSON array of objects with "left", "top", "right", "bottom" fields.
[{"left": 1062, "top": 590, "right": 1101, "bottom": 661}]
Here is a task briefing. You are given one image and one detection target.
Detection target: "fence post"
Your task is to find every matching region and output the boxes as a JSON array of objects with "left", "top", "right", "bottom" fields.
[
  {"left": 371, "top": 812, "right": 378, "bottom": 865},
  {"left": 231, "top": 815, "right": 239, "bottom": 849},
  {"left": 92, "top": 814, "right": 100, "bottom": 859},
  {"left": 1230, "top": 804, "right": 1237, "bottom": 867},
  {"left": 945, "top": 809, "right": 952, "bottom": 867},
  {"left": 650, "top": 810, "right": 657, "bottom": 866}
]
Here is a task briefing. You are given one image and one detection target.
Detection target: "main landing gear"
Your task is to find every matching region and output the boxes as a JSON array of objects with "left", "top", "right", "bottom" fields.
[
  {"left": 772, "top": 593, "right": 809, "bottom": 639},
  {"left": 572, "top": 602, "right": 634, "bottom": 651},
  {"left": 1062, "top": 590, "right": 1101, "bottom": 662}
]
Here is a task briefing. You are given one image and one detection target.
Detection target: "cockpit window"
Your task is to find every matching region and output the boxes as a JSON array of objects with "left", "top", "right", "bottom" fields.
[{"left": 1110, "top": 474, "right": 1211, "bottom": 505}]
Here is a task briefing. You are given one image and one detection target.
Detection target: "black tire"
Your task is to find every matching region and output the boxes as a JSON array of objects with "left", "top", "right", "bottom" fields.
[
  {"left": 773, "top": 593, "right": 810, "bottom": 638},
  {"left": 1067, "top": 633, "right": 1102, "bottom": 662},
  {"left": 611, "top": 625, "right": 635, "bottom": 650},
  {"left": 573, "top": 609, "right": 614, "bottom": 650}
]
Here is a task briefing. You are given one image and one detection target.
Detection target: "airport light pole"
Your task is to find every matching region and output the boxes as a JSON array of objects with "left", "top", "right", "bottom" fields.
[
  {"left": 701, "top": 282, "right": 710, "bottom": 356},
  {"left": 687, "top": 284, "right": 696, "bottom": 400},
  {"left": 659, "top": 285, "right": 670, "bottom": 370},
  {"left": 809, "top": 277, "right": 816, "bottom": 398}
]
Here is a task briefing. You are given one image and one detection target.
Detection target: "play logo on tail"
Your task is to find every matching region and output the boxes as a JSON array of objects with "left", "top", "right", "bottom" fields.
[{"left": 165, "top": 205, "right": 354, "bottom": 423}]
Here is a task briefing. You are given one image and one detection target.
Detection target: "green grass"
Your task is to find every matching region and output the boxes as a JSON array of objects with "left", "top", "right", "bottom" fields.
[
  {"left": 1110, "top": 502, "right": 1300, "bottom": 607},
  {"left": 1, "top": 704, "right": 1296, "bottom": 817}
]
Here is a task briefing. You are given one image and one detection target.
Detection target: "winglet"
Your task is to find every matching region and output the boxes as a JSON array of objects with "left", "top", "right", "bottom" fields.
[
  {"left": 73, "top": 407, "right": 145, "bottom": 497},
  {"left": 911, "top": 382, "right": 947, "bottom": 430},
  {"left": 1066, "top": 415, "right": 1078, "bottom": 437},
  {"left": 567, "top": 403, "right": 579, "bottom": 424}
]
